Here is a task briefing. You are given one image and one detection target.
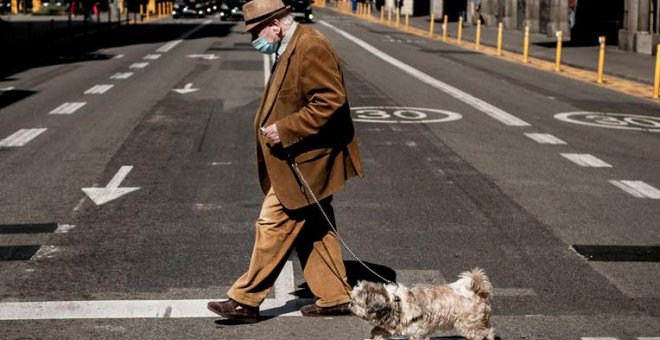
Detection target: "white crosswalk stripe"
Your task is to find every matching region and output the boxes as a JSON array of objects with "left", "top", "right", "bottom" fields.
[
  {"left": 561, "top": 153, "right": 612, "bottom": 167},
  {"left": 49, "top": 102, "right": 86, "bottom": 115},
  {"left": 524, "top": 133, "right": 567, "bottom": 145},
  {"left": 110, "top": 72, "right": 133, "bottom": 79},
  {"left": 609, "top": 180, "right": 660, "bottom": 199},
  {"left": 143, "top": 54, "right": 161, "bottom": 60},
  {"left": 0, "top": 128, "right": 47, "bottom": 147},
  {"left": 129, "top": 62, "right": 149, "bottom": 69},
  {"left": 84, "top": 85, "right": 114, "bottom": 94}
]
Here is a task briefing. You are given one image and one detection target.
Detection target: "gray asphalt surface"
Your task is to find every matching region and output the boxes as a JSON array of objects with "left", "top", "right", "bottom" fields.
[{"left": 0, "top": 9, "right": 659, "bottom": 340}]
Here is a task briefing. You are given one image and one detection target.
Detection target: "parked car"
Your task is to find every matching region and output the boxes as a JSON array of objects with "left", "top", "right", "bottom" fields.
[
  {"left": 219, "top": 0, "right": 247, "bottom": 21},
  {"left": 285, "top": 0, "right": 313, "bottom": 23}
]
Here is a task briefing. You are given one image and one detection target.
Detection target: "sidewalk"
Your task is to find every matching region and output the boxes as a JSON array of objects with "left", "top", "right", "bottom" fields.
[
  {"left": 1, "top": 12, "right": 164, "bottom": 45},
  {"left": 320, "top": 3, "right": 660, "bottom": 101},
  {"left": 406, "top": 14, "right": 656, "bottom": 86}
]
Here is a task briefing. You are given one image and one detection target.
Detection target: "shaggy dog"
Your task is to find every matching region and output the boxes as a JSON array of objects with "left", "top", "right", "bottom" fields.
[{"left": 349, "top": 268, "right": 494, "bottom": 340}]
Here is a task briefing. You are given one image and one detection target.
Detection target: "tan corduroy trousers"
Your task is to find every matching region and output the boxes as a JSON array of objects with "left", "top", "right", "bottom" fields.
[{"left": 227, "top": 188, "right": 351, "bottom": 308}]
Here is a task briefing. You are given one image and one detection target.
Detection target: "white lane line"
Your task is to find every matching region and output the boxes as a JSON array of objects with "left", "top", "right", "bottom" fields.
[
  {"left": 406, "top": 141, "right": 417, "bottom": 147},
  {"left": 524, "top": 133, "right": 567, "bottom": 145},
  {"left": 129, "top": 62, "right": 149, "bottom": 69},
  {"left": 110, "top": 72, "right": 133, "bottom": 79},
  {"left": 156, "top": 20, "right": 212, "bottom": 53},
  {"left": 560, "top": 153, "right": 612, "bottom": 167},
  {"left": 318, "top": 20, "right": 531, "bottom": 127},
  {"left": 583, "top": 338, "right": 660, "bottom": 340},
  {"left": 113, "top": 54, "right": 124, "bottom": 59},
  {"left": 84, "top": 84, "right": 114, "bottom": 94},
  {"left": 143, "top": 54, "right": 161, "bottom": 60},
  {"left": 49, "top": 102, "right": 86, "bottom": 115},
  {"left": 609, "top": 180, "right": 660, "bottom": 199},
  {"left": 0, "top": 128, "right": 47, "bottom": 147}
]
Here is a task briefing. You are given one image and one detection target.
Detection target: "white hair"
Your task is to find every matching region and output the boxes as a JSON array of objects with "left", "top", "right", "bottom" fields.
[{"left": 278, "top": 14, "right": 295, "bottom": 26}]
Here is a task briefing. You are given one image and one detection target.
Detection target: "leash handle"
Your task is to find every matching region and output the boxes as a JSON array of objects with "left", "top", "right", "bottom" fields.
[{"left": 289, "top": 160, "right": 395, "bottom": 286}]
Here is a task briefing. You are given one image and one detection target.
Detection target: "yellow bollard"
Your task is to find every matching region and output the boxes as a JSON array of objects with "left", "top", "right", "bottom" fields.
[
  {"left": 475, "top": 19, "right": 481, "bottom": 50},
  {"left": 429, "top": 13, "right": 435, "bottom": 37},
  {"left": 654, "top": 44, "right": 660, "bottom": 99},
  {"left": 32, "top": 0, "right": 41, "bottom": 13},
  {"left": 497, "top": 22, "right": 503, "bottom": 55},
  {"left": 388, "top": 7, "right": 392, "bottom": 25},
  {"left": 523, "top": 25, "right": 530, "bottom": 63},
  {"left": 442, "top": 15, "right": 448, "bottom": 41},
  {"left": 140, "top": 4, "right": 144, "bottom": 16},
  {"left": 380, "top": 5, "right": 384, "bottom": 22},
  {"left": 396, "top": 8, "right": 400, "bottom": 28},
  {"left": 457, "top": 16, "right": 463, "bottom": 44},
  {"left": 597, "top": 36, "right": 606, "bottom": 83},
  {"left": 555, "top": 30, "right": 563, "bottom": 72},
  {"left": 405, "top": 14, "right": 409, "bottom": 31}
]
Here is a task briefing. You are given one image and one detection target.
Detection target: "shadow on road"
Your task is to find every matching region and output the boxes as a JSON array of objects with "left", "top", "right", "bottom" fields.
[{"left": 1, "top": 20, "right": 236, "bottom": 81}]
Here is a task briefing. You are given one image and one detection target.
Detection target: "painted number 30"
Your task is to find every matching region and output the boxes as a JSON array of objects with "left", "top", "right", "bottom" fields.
[
  {"left": 351, "top": 106, "right": 462, "bottom": 124},
  {"left": 357, "top": 109, "right": 427, "bottom": 120}
]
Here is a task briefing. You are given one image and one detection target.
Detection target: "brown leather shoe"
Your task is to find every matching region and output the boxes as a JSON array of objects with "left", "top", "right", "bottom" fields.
[
  {"left": 207, "top": 299, "right": 259, "bottom": 323},
  {"left": 300, "top": 302, "right": 352, "bottom": 317}
]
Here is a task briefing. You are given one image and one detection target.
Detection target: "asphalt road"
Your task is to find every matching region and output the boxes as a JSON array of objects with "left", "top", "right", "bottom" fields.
[{"left": 1, "top": 9, "right": 659, "bottom": 340}]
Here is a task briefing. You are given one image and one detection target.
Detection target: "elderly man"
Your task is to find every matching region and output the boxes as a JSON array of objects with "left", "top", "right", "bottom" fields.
[{"left": 207, "top": 0, "right": 363, "bottom": 323}]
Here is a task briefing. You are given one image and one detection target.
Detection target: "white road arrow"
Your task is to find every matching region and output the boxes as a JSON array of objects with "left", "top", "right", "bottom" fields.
[
  {"left": 82, "top": 166, "right": 140, "bottom": 206},
  {"left": 172, "top": 83, "right": 199, "bottom": 94},
  {"left": 187, "top": 54, "right": 219, "bottom": 60}
]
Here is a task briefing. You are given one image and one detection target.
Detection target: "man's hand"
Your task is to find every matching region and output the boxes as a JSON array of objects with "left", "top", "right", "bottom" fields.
[{"left": 261, "top": 124, "right": 281, "bottom": 144}]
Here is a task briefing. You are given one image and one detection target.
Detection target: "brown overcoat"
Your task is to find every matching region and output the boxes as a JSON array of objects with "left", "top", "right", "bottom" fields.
[{"left": 254, "top": 25, "right": 363, "bottom": 210}]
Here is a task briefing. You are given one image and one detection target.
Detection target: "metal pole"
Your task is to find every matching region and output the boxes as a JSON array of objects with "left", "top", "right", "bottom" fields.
[
  {"left": 555, "top": 30, "right": 563, "bottom": 72},
  {"left": 654, "top": 44, "right": 660, "bottom": 99},
  {"left": 475, "top": 19, "right": 481, "bottom": 49},
  {"left": 457, "top": 16, "right": 463, "bottom": 44},
  {"left": 523, "top": 25, "right": 530, "bottom": 63},
  {"left": 497, "top": 22, "right": 503, "bottom": 55},
  {"left": 597, "top": 36, "right": 606, "bottom": 83},
  {"left": 429, "top": 13, "right": 434, "bottom": 37}
]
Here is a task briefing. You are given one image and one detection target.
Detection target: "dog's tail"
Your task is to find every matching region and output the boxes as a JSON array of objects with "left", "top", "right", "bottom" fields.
[{"left": 454, "top": 268, "right": 492, "bottom": 300}]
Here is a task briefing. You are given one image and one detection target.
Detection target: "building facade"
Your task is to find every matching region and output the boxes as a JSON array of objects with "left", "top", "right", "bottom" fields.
[{"left": 427, "top": 0, "right": 657, "bottom": 54}]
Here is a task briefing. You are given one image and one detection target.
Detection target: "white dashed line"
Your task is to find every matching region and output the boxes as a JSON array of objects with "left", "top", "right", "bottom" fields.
[
  {"left": 113, "top": 54, "right": 124, "bottom": 59},
  {"left": 609, "top": 180, "right": 660, "bottom": 199},
  {"left": 49, "top": 102, "right": 86, "bottom": 115},
  {"left": 84, "top": 85, "right": 114, "bottom": 94},
  {"left": 319, "top": 20, "right": 531, "bottom": 127},
  {"left": 156, "top": 20, "right": 212, "bottom": 53},
  {"left": 143, "top": 54, "right": 161, "bottom": 60},
  {"left": 560, "top": 153, "right": 612, "bottom": 167},
  {"left": 0, "top": 128, "right": 47, "bottom": 147},
  {"left": 129, "top": 62, "right": 149, "bottom": 69},
  {"left": 524, "top": 133, "right": 567, "bottom": 145},
  {"left": 110, "top": 72, "right": 133, "bottom": 79},
  {"left": 406, "top": 141, "right": 418, "bottom": 147},
  {"left": 582, "top": 338, "right": 660, "bottom": 340}
]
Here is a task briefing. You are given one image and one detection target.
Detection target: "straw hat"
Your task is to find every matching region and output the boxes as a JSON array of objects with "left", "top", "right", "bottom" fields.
[{"left": 242, "top": 0, "right": 291, "bottom": 33}]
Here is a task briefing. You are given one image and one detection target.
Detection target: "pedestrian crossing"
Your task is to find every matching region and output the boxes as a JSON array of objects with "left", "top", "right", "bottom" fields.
[
  {"left": 49, "top": 102, "right": 86, "bottom": 115},
  {"left": 0, "top": 128, "right": 47, "bottom": 147}
]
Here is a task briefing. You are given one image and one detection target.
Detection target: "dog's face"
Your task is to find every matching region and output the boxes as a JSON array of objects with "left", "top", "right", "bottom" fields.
[{"left": 350, "top": 281, "right": 422, "bottom": 329}]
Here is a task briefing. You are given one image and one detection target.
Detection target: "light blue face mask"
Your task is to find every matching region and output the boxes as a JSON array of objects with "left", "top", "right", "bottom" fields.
[{"left": 252, "top": 36, "right": 278, "bottom": 54}]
